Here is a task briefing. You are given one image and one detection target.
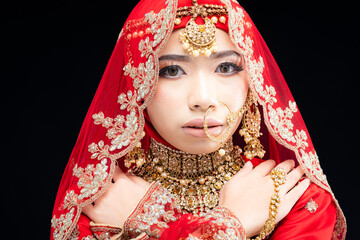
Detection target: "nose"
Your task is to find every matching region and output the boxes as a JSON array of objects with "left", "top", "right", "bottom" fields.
[{"left": 188, "top": 71, "right": 217, "bottom": 111}]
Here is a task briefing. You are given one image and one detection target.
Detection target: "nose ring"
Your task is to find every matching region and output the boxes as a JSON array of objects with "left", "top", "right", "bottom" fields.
[{"left": 203, "top": 102, "right": 238, "bottom": 144}]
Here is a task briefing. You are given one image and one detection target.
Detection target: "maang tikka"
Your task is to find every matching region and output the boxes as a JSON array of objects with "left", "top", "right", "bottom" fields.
[{"left": 175, "top": 0, "right": 228, "bottom": 57}]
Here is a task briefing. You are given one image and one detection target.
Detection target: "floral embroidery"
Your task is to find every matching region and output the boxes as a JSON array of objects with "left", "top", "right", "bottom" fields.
[
  {"left": 88, "top": 140, "right": 111, "bottom": 160},
  {"left": 123, "top": 55, "right": 155, "bottom": 102},
  {"left": 185, "top": 234, "right": 202, "bottom": 240},
  {"left": 144, "top": 0, "right": 174, "bottom": 47},
  {"left": 301, "top": 149, "right": 327, "bottom": 182},
  {"left": 203, "top": 206, "right": 245, "bottom": 240},
  {"left": 90, "top": 222, "right": 123, "bottom": 240},
  {"left": 81, "top": 236, "right": 97, "bottom": 240},
  {"left": 139, "top": 37, "right": 154, "bottom": 58},
  {"left": 224, "top": 0, "right": 329, "bottom": 189},
  {"left": 62, "top": 190, "right": 78, "bottom": 210},
  {"left": 124, "top": 182, "right": 181, "bottom": 239},
  {"left": 88, "top": 0, "right": 175, "bottom": 158},
  {"left": 67, "top": 225, "right": 79, "bottom": 239},
  {"left": 73, "top": 159, "right": 109, "bottom": 200},
  {"left": 51, "top": 208, "right": 75, "bottom": 240},
  {"left": 268, "top": 101, "right": 298, "bottom": 143},
  {"left": 305, "top": 198, "right": 318, "bottom": 213}
]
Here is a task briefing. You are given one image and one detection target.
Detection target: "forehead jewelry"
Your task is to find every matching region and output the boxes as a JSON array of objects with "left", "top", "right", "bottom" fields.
[{"left": 175, "top": 0, "right": 228, "bottom": 57}]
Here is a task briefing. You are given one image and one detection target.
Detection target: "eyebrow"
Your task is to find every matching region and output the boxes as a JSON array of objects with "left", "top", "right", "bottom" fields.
[
  {"left": 210, "top": 50, "right": 241, "bottom": 59},
  {"left": 158, "top": 54, "right": 191, "bottom": 62},
  {"left": 158, "top": 50, "right": 241, "bottom": 62}
]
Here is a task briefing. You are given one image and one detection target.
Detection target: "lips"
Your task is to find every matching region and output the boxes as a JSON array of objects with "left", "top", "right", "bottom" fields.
[{"left": 182, "top": 118, "right": 223, "bottom": 138}]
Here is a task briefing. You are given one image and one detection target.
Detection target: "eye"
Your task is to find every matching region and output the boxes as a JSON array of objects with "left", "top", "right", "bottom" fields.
[
  {"left": 216, "top": 62, "right": 244, "bottom": 75},
  {"left": 159, "top": 65, "right": 185, "bottom": 78}
]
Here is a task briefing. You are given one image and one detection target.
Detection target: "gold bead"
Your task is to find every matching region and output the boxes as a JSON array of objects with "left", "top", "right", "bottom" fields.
[
  {"left": 136, "top": 158, "right": 144, "bottom": 167},
  {"left": 198, "top": 178, "right": 206, "bottom": 184},
  {"left": 199, "top": 24, "right": 206, "bottom": 32},
  {"left": 224, "top": 172, "right": 232, "bottom": 180},
  {"left": 218, "top": 148, "right": 226, "bottom": 156},
  {"left": 214, "top": 181, "right": 223, "bottom": 189}
]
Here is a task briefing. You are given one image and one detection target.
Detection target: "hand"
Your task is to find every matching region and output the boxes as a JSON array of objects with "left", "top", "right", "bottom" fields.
[
  {"left": 82, "top": 166, "right": 150, "bottom": 227},
  {"left": 219, "top": 160, "right": 310, "bottom": 237}
]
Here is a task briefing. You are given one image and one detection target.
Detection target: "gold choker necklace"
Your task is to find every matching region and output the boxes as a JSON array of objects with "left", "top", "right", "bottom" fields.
[{"left": 129, "top": 139, "right": 245, "bottom": 216}]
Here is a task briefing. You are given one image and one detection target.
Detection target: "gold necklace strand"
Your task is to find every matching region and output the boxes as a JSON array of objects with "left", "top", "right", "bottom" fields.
[{"left": 129, "top": 139, "right": 245, "bottom": 216}]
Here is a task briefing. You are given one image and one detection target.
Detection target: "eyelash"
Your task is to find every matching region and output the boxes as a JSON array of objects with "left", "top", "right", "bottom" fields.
[
  {"left": 216, "top": 62, "right": 244, "bottom": 74},
  {"left": 159, "top": 61, "right": 244, "bottom": 78},
  {"left": 159, "top": 65, "right": 185, "bottom": 78}
]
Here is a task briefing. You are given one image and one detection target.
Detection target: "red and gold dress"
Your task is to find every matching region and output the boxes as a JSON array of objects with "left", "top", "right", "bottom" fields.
[{"left": 51, "top": 0, "right": 346, "bottom": 239}]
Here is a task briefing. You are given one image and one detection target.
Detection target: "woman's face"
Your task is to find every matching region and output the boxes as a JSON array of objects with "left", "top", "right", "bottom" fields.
[{"left": 147, "top": 29, "right": 248, "bottom": 154}]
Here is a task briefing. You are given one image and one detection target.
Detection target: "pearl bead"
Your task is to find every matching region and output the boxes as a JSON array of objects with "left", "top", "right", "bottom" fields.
[
  {"left": 138, "top": 30, "right": 144, "bottom": 38},
  {"left": 204, "top": 49, "right": 212, "bottom": 57},
  {"left": 211, "top": 16, "right": 218, "bottom": 24},
  {"left": 219, "top": 16, "right": 226, "bottom": 24},
  {"left": 132, "top": 32, "right": 138, "bottom": 38},
  {"left": 145, "top": 27, "right": 151, "bottom": 34},
  {"left": 183, "top": 42, "right": 190, "bottom": 49},
  {"left": 218, "top": 148, "right": 226, "bottom": 156},
  {"left": 175, "top": 18, "right": 182, "bottom": 25},
  {"left": 126, "top": 33, "right": 132, "bottom": 40},
  {"left": 192, "top": 49, "right": 199, "bottom": 57}
]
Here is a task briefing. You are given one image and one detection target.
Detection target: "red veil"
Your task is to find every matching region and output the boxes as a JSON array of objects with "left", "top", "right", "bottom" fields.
[{"left": 51, "top": 0, "right": 346, "bottom": 239}]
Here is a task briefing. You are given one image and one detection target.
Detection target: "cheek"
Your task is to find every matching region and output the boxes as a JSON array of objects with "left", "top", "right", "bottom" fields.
[
  {"left": 146, "top": 82, "right": 182, "bottom": 127},
  {"left": 223, "top": 76, "right": 249, "bottom": 110}
]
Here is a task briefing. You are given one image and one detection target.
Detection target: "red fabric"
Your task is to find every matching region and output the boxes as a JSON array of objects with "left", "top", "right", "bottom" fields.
[
  {"left": 271, "top": 184, "right": 337, "bottom": 240},
  {"left": 158, "top": 159, "right": 337, "bottom": 239},
  {"left": 51, "top": 0, "right": 346, "bottom": 239}
]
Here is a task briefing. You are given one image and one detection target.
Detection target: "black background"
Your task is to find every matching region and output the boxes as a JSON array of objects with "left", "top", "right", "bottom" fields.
[{"left": 1, "top": 1, "right": 357, "bottom": 239}]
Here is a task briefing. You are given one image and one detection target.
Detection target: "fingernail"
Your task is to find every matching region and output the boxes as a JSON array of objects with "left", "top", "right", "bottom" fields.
[
  {"left": 304, "top": 178, "right": 311, "bottom": 186},
  {"left": 244, "top": 161, "right": 253, "bottom": 168}
]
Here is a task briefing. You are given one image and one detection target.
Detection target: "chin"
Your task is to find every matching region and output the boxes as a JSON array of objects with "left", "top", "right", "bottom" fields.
[{"left": 174, "top": 138, "right": 223, "bottom": 154}]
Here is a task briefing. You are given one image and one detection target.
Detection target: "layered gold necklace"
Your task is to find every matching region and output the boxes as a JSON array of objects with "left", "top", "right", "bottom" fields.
[{"left": 128, "top": 139, "right": 245, "bottom": 216}]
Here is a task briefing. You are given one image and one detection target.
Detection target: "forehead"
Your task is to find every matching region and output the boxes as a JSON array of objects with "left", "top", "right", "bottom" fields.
[{"left": 159, "top": 28, "right": 238, "bottom": 56}]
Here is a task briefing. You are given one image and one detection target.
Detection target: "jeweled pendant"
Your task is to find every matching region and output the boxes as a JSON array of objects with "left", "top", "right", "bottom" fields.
[{"left": 179, "top": 17, "right": 217, "bottom": 57}]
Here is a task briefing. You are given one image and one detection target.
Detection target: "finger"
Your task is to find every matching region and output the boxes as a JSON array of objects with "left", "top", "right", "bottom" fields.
[
  {"left": 232, "top": 161, "right": 253, "bottom": 178},
  {"left": 277, "top": 178, "right": 311, "bottom": 222},
  {"left": 284, "top": 178, "right": 311, "bottom": 206},
  {"left": 280, "top": 166, "right": 304, "bottom": 194},
  {"left": 252, "top": 160, "right": 276, "bottom": 176},
  {"left": 275, "top": 159, "right": 295, "bottom": 174}
]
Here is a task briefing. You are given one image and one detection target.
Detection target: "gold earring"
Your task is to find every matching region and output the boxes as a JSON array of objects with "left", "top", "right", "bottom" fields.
[{"left": 239, "top": 91, "right": 265, "bottom": 159}]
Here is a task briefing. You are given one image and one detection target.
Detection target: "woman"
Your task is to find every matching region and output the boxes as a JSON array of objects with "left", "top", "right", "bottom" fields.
[{"left": 51, "top": 0, "right": 346, "bottom": 239}]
